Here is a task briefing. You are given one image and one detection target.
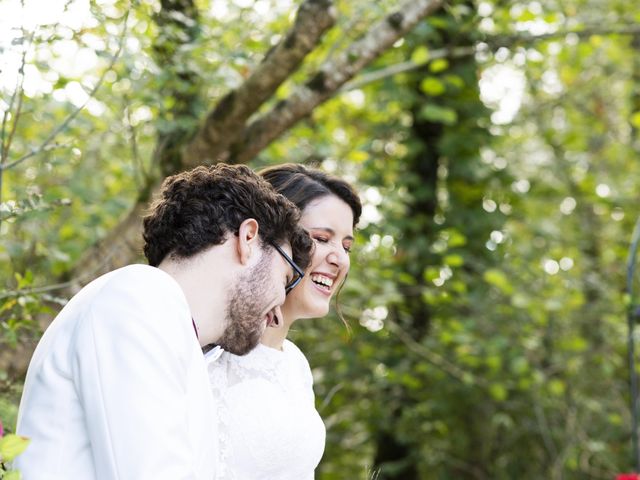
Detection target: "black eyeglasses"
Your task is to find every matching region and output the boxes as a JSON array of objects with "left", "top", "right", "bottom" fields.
[{"left": 272, "top": 243, "right": 305, "bottom": 295}]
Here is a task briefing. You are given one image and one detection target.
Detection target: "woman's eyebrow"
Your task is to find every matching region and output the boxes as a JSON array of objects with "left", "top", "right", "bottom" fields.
[{"left": 309, "top": 226, "right": 354, "bottom": 242}]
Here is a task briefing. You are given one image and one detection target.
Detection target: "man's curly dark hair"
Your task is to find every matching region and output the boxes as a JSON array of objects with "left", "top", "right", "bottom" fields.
[{"left": 142, "top": 164, "right": 313, "bottom": 272}]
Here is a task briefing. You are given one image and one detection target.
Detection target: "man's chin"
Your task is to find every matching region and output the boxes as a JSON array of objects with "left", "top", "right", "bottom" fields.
[
  {"left": 223, "top": 344, "right": 255, "bottom": 356},
  {"left": 217, "top": 330, "right": 261, "bottom": 356}
]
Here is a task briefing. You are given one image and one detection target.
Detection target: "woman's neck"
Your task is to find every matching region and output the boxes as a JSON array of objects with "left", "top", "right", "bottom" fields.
[{"left": 260, "top": 308, "right": 295, "bottom": 350}]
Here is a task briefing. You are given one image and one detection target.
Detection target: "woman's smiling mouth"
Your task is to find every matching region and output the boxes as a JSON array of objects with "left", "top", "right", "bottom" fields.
[{"left": 310, "top": 272, "right": 336, "bottom": 295}]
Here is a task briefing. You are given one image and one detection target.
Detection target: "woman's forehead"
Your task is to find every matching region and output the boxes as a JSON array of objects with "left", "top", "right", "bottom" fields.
[{"left": 300, "top": 196, "right": 354, "bottom": 237}]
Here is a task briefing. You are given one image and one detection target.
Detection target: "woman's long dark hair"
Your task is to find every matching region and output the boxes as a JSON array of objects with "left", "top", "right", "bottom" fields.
[
  {"left": 258, "top": 163, "right": 362, "bottom": 326},
  {"left": 259, "top": 163, "right": 361, "bottom": 227}
]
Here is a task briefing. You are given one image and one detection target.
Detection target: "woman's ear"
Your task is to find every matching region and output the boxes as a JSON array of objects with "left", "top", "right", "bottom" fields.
[{"left": 236, "top": 218, "right": 260, "bottom": 265}]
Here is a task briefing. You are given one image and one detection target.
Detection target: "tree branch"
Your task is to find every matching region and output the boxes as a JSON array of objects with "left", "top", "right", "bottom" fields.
[
  {"left": 182, "top": 0, "right": 336, "bottom": 166},
  {"left": 61, "top": 0, "right": 446, "bottom": 286},
  {"left": 228, "top": 0, "right": 445, "bottom": 164}
]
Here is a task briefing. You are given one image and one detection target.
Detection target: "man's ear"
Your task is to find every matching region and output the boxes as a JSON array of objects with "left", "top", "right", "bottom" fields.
[{"left": 237, "top": 218, "right": 260, "bottom": 265}]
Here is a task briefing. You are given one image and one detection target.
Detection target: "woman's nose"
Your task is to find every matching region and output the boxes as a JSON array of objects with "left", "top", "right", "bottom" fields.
[{"left": 327, "top": 245, "right": 349, "bottom": 267}]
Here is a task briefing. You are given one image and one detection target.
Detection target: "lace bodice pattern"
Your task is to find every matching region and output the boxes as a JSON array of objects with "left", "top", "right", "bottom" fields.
[{"left": 206, "top": 340, "right": 326, "bottom": 480}]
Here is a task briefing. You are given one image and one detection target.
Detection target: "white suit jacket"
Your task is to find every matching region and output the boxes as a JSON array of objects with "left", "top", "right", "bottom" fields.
[{"left": 15, "top": 265, "right": 217, "bottom": 480}]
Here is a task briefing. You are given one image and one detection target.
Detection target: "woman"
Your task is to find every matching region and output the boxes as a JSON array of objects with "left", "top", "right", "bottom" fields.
[{"left": 206, "top": 163, "right": 362, "bottom": 480}]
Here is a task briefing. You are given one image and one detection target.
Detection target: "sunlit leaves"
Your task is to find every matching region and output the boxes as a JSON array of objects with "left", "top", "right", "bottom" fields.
[
  {"left": 483, "top": 268, "right": 513, "bottom": 295},
  {"left": 0, "top": 434, "right": 30, "bottom": 463},
  {"left": 0, "top": 0, "right": 638, "bottom": 477},
  {"left": 418, "top": 103, "right": 457, "bottom": 124},
  {"left": 410, "top": 45, "right": 430, "bottom": 64}
]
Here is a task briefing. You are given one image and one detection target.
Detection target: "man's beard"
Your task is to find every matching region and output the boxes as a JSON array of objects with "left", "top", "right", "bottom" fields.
[{"left": 216, "top": 251, "right": 273, "bottom": 355}]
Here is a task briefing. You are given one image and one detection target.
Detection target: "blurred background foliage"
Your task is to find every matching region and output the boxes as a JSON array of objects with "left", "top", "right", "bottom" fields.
[{"left": 1, "top": 0, "right": 640, "bottom": 478}]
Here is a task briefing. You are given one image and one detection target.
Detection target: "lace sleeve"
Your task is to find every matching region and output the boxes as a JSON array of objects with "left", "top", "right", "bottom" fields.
[{"left": 207, "top": 352, "right": 231, "bottom": 480}]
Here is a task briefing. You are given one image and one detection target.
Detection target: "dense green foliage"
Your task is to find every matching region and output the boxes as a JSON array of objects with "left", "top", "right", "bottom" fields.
[{"left": 1, "top": 0, "right": 639, "bottom": 478}]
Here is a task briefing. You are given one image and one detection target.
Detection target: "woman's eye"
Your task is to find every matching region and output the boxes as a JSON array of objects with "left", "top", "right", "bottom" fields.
[
  {"left": 343, "top": 245, "right": 352, "bottom": 253},
  {"left": 314, "top": 236, "right": 329, "bottom": 243}
]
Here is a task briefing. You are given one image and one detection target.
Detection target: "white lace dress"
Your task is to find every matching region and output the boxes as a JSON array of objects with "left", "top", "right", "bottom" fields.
[{"left": 206, "top": 340, "right": 326, "bottom": 480}]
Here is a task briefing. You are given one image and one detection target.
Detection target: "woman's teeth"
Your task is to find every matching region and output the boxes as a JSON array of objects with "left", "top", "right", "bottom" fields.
[{"left": 311, "top": 274, "right": 333, "bottom": 290}]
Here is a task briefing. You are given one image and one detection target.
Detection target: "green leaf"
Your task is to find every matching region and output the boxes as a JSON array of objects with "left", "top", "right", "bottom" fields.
[
  {"left": 443, "top": 74, "right": 465, "bottom": 89},
  {"left": 53, "top": 76, "right": 70, "bottom": 89},
  {"left": 423, "top": 267, "right": 440, "bottom": 282},
  {"left": 347, "top": 151, "right": 369, "bottom": 163},
  {"left": 510, "top": 357, "right": 529, "bottom": 375},
  {"left": 0, "top": 434, "right": 30, "bottom": 463},
  {"left": 589, "top": 35, "right": 603, "bottom": 47},
  {"left": 489, "top": 383, "right": 508, "bottom": 401},
  {"left": 419, "top": 77, "right": 446, "bottom": 96},
  {"left": 3, "top": 471, "right": 22, "bottom": 480},
  {"left": 486, "top": 355, "right": 502, "bottom": 371},
  {"left": 548, "top": 379, "right": 566, "bottom": 396},
  {"left": 443, "top": 254, "right": 464, "bottom": 267},
  {"left": 447, "top": 230, "right": 467, "bottom": 247},
  {"left": 429, "top": 58, "right": 449, "bottom": 73},
  {"left": 630, "top": 111, "right": 640, "bottom": 129},
  {"left": 518, "top": 9, "right": 536, "bottom": 22},
  {"left": 411, "top": 46, "right": 430, "bottom": 65},
  {"left": 483, "top": 269, "right": 513, "bottom": 295},
  {"left": 418, "top": 104, "right": 458, "bottom": 125}
]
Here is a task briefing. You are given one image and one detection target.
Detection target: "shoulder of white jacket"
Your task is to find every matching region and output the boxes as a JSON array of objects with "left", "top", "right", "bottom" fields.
[
  {"left": 283, "top": 339, "right": 310, "bottom": 362},
  {"left": 107, "top": 263, "right": 171, "bottom": 284},
  {"left": 96, "top": 264, "right": 181, "bottom": 296},
  {"left": 86, "top": 264, "right": 189, "bottom": 321}
]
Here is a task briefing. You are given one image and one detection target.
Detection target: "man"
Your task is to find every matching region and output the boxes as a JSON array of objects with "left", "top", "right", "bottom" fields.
[{"left": 14, "top": 164, "right": 313, "bottom": 480}]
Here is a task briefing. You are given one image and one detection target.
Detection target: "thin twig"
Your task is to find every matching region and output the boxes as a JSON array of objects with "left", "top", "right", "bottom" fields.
[
  {"left": 0, "top": 279, "right": 78, "bottom": 300},
  {"left": 319, "top": 382, "right": 344, "bottom": 412},
  {"left": 385, "top": 317, "right": 489, "bottom": 387},
  {"left": 1, "top": 25, "right": 36, "bottom": 161},
  {"left": 0, "top": 192, "right": 71, "bottom": 222},
  {"left": 534, "top": 402, "right": 559, "bottom": 458},
  {"left": 1, "top": 28, "right": 34, "bottom": 226},
  {"left": 4, "top": 84, "right": 26, "bottom": 164},
  {"left": 124, "top": 100, "right": 143, "bottom": 188},
  {"left": 1, "top": 109, "right": 9, "bottom": 162},
  {"left": 0, "top": 246, "right": 118, "bottom": 300},
  {"left": 342, "top": 46, "right": 475, "bottom": 92},
  {"left": 487, "top": 23, "right": 640, "bottom": 48},
  {"left": 626, "top": 214, "right": 640, "bottom": 471},
  {"left": 1, "top": 42, "right": 27, "bottom": 164},
  {"left": 342, "top": 23, "right": 640, "bottom": 92}
]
